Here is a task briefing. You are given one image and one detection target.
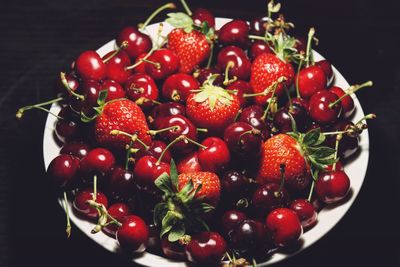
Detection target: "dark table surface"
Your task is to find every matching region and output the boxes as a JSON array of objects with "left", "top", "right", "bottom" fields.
[{"left": 1, "top": 0, "right": 399, "bottom": 266}]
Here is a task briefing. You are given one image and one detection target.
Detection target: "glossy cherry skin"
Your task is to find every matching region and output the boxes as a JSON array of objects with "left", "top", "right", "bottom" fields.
[
  {"left": 252, "top": 183, "right": 290, "bottom": 218},
  {"left": 309, "top": 90, "right": 342, "bottom": 125},
  {"left": 116, "top": 215, "right": 149, "bottom": 254},
  {"left": 125, "top": 73, "right": 159, "bottom": 110},
  {"left": 102, "top": 79, "right": 126, "bottom": 101},
  {"left": 80, "top": 148, "right": 116, "bottom": 177},
  {"left": 60, "top": 141, "right": 91, "bottom": 159},
  {"left": 135, "top": 140, "right": 172, "bottom": 164},
  {"left": 102, "top": 50, "right": 132, "bottom": 84},
  {"left": 221, "top": 210, "right": 247, "bottom": 235},
  {"left": 329, "top": 86, "right": 355, "bottom": 118},
  {"left": 160, "top": 237, "right": 186, "bottom": 260},
  {"left": 79, "top": 79, "right": 102, "bottom": 108},
  {"left": 117, "top": 26, "right": 152, "bottom": 59},
  {"left": 192, "top": 8, "right": 215, "bottom": 27},
  {"left": 196, "top": 68, "right": 224, "bottom": 86},
  {"left": 103, "top": 203, "right": 131, "bottom": 236},
  {"left": 250, "top": 16, "right": 269, "bottom": 35},
  {"left": 57, "top": 72, "right": 79, "bottom": 95},
  {"left": 218, "top": 20, "right": 250, "bottom": 48},
  {"left": 224, "top": 122, "right": 262, "bottom": 159},
  {"left": 75, "top": 50, "right": 106, "bottom": 81},
  {"left": 198, "top": 137, "right": 230, "bottom": 173},
  {"left": 47, "top": 155, "right": 80, "bottom": 188},
  {"left": 297, "top": 65, "right": 327, "bottom": 99},
  {"left": 328, "top": 120, "right": 359, "bottom": 158},
  {"left": 162, "top": 73, "right": 200, "bottom": 102},
  {"left": 266, "top": 208, "right": 303, "bottom": 247},
  {"left": 291, "top": 97, "right": 309, "bottom": 110},
  {"left": 185, "top": 231, "right": 227, "bottom": 264},
  {"left": 229, "top": 219, "right": 271, "bottom": 251},
  {"left": 217, "top": 45, "right": 251, "bottom": 80},
  {"left": 55, "top": 111, "right": 81, "bottom": 143},
  {"left": 177, "top": 151, "right": 202, "bottom": 174},
  {"left": 250, "top": 40, "right": 272, "bottom": 60},
  {"left": 226, "top": 80, "right": 253, "bottom": 106},
  {"left": 220, "top": 171, "right": 250, "bottom": 204},
  {"left": 73, "top": 189, "right": 109, "bottom": 219},
  {"left": 149, "top": 102, "right": 186, "bottom": 129},
  {"left": 274, "top": 105, "right": 309, "bottom": 133},
  {"left": 159, "top": 115, "right": 198, "bottom": 154},
  {"left": 326, "top": 161, "right": 344, "bottom": 172},
  {"left": 145, "top": 49, "right": 180, "bottom": 80},
  {"left": 316, "top": 60, "right": 334, "bottom": 85},
  {"left": 107, "top": 167, "right": 136, "bottom": 201},
  {"left": 238, "top": 105, "right": 270, "bottom": 139},
  {"left": 289, "top": 199, "right": 317, "bottom": 229},
  {"left": 315, "top": 171, "right": 350, "bottom": 204},
  {"left": 133, "top": 155, "right": 170, "bottom": 194}
]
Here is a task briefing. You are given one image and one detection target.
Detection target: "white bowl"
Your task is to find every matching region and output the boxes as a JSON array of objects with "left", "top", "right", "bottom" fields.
[{"left": 43, "top": 18, "right": 369, "bottom": 266}]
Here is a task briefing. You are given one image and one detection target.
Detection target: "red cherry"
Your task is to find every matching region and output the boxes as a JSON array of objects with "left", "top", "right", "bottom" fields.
[
  {"left": 102, "top": 50, "right": 132, "bottom": 84},
  {"left": 103, "top": 203, "right": 131, "bottom": 237},
  {"left": 196, "top": 68, "right": 224, "bottom": 86},
  {"left": 133, "top": 155, "right": 170, "bottom": 194},
  {"left": 274, "top": 104, "right": 309, "bottom": 133},
  {"left": 198, "top": 137, "right": 230, "bottom": 173},
  {"left": 329, "top": 86, "right": 355, "bottom": 118},
  {"left": 291, "top": 97, "right": 309, "bottom": 110},
  {"left": 80, "top": 148, "right": 115, "bottom": 178},
  {"left": 73, "top": 189, "right": 109, "bottom": 219},
  {"left": 309, "top": 90, "right": 341, "bottom": 125},
  {"left": 47, "top": 155, "right": 80, "bottom": 188},
  {"left": 60, "top": 141, "right": 91, "bottom": 159},
  {"left": 289, "top": 199, "right": 317, "bottom": 229},
  {"left": 217, "top": 45, "right": 251, "bottom": 80},
  {"left": 132, "top": 53, "right": 147, "bottom": 73},
  {"left": 223, "top": 122, "right": 262, "bottom": 159},
  {"left": 176, "top": 151, "right": 202, "bottom": 174},
  {"left": 316, "top": 59, "right": 334, "bottom": 85},
  {"left": 75, "top": 51, "right": 106, "bottom": 81},
  {"left": 57, "top": 72, "right": 79, "bottom": 95},
  {"left": 221, "top": 210, "right": 247, "bottom": 235},
  {"left": 218, "top": 20, "right": 250, "bottom": 48},
  {"left": 315, "top": 171, "right": 350, "bottom": 204},
  {"left": 162, "top": 73, "right": 200, "bottom": 102},
  {"left": 117, "top": 27, "right": 152, "bottom": 59},
  {"left": 220, "top": 171, "right": 250, "bottom": 204},
  {"left": 238, "top": 105, "right": 270, "bottom": 139},
  {"left": 135, "top": 140, "right": 172, "bottom": 164},
  {"left": 116, "top": 215, "right": 149, "bottom": 254},
  {"left": 125, "top": 73, "right": 159, "bottom": 110},
  {"left": 325, "top": 161, "right": 344, "bottom": 172},
  {"left": 145, "top": 49, "right": 179, "bottom": 80},
  {"left": 226, "top": 80, "right": 253, "bottom": 106},
  {"left": 149, "top": 102, "right": 186, "bottom": 129},
  {"left": 161, "top": 237, "right": 186, "bottom": 260},
  {"left": 107, "top": 167, "right": 136, "bottom": 201},
  {"left": 266, "top": 208, "right": 303, "bottom": 247},
  {"left": 252, "top": 183, "right": 290, "bottom": 218},
  {"left": 328, "top": 121, "right": 359, "bottom": 159},
  {"left": 296, "top": 65, "right": 327, "bottom": 99},
  {"left": 192, "top": 8, "right": 215, "bottom": 27},
  {"left": 185, "top": 232, "right": 227, "bottom": 264},
  {"left": 102, "top": 79, "right": 126, "bottom": 100},
  {"left": 250, "top": 16, "right": 269, "bottom": 36},
  {"left": 229, "top": 219, "right": 271, "bottom": 252},
  {"left": 55, "top": 108, "right": 81, "bottom": 143},
  {"left": 250, "top": 40, "right": 272, "bottom": 60}
]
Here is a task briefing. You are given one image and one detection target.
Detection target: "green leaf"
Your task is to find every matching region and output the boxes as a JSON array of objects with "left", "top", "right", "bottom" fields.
[
  {"left": 308, "top": 146, "right": 336, "bottom": 159},
  {"left": 97, "top": 90, "right": 108, "bottom": 106},
  {"left": 153, "top": 202, "right": 168, "bottom": 226},
  {"left": 303, "top": 128, "right": 321, "bottom": 146},
  {"left": 168, "top": 222, "right": 186, "bottom": 242},
  {"left": 314, "top": 131, "right": 326, "bottom": 146},
  {"left": 179, "top": 179, "right": 194, "bottom": 197},
  {"left": 166, "top": 12, "right": 193, "bottom": 32},
  {"left": 199, "top": 202, "right": 214, "bottom": 213},
  {"left": 310, "top": 167, "right": 319, "bottom": 181},
  {"left": 154, "top": 172, "right": 173, "bottom": 195},
  {"left": 160, "top": 211, "right": 177, "bottom": 237},
  {"left": 194, "top": 91, "right": 209, "bottom": 103},
  {"left": 80, "top": 111, "right": 97, "bottom": 123},
  {"left": 308, "top": 156, "right": 326, "bottom": 170},
  {"left": 169, "top": 159, "right": 179, "bottom": 191}
]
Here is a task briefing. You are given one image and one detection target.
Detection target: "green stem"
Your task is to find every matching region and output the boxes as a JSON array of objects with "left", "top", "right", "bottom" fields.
[
  {"left": 355, "top": 113, "right": 376, "bottom": 125},
  {"left": 305, "top": 27, "right": 315, "bottom": 67},
  {"left": 284, "top": 83, "right": 293, "bottom": 111},
  {"left": 274, "top": 164, "right": 286, "bottom": 198},
  {"left": 223, "top": 61, "right": 237, "bottom": 86},
  {"left": 93, "top": 175, "right": 97, "bottom": 201},
  {"left": 103, "top": 41, "right": 128, "bottom": 63},
  {"left": 63, "top": 192, "right": 71, "bottom": 238},
  {"left": 332, "top": 134, "right": 342, "bottom": 171},
  {"left": 295, "top": 56, "right": 304, "bottom": 98},
  {"left": 322, "top": 130, "right": 347, "bottom": 136},
  {"left": 329, "top": 81, "right": 373, "bottom": 108},
  {"left": 156, "top": 136, "right": 184, "bottom": 165},
  {"left": 148, "top": 125, "right": 180, "bottom": 136},
  {"left": 125, "top": 141, "right": 134, "bottom": 170},
  {"left": 16, "top": 97, "right": 64, "bottom": 119},
  {"left": 196, "top": 128, "right": 208, "bottom": 133},
  {"left": 307, "top": 180, "right": 315, "bottom": 202},
  {"left": 110, "top": 130, "right": 150, "bottom": 150},
  {"left": 139, "top": 3, "right": 176, "bottom": 29},
  {"left": 261, "top": 81, "right": 280, "bottom": 120},
  {"left": 60, "top": 72, "right": 84, "bottom": 100},
  {"left": 179, "top": 0, "right": 192, "bottom": 16},
  {"left": 248, "top": 35, "right": 267, "bottom": 41},
  {"left": 206, "top": 43, "right": 214, "bottom": 69},
  {"left": 125, "top": 47, "right": 156, "bottom": 70},
  {"left": 141, "top": 58, "right": 161, "bottom": 69}
]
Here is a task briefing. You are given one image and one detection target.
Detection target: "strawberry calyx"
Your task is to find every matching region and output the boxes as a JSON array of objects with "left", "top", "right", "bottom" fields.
[
  {"left": 80, "top": 89, "right": 108, "bottom": 122},
  {"left": 166, "top": 12, "right": 215, "bottom": 42},
  {"left": 153, "top": 160, "right": 214, "bottom": 242}
]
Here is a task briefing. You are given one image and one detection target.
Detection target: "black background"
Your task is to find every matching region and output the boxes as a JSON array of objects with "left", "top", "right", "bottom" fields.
[{"left": 1, "top": 0, "right": 399, "bottom": 266}]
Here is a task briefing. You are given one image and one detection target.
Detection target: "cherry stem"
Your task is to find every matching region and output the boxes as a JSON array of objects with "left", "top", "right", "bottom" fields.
[
  {"left": 110, "top": 130, "right": 150, "bottom": 150},
  {"left": 223, "top": 61, "right": 237, "bottom": 86},
  {"left": 103, "top": 41, "right": 129, "bottom": 63},
  {"left": 284, "top": 83, "right": 293, "bottom": 111},
  {"left": 274, "top": 164, "right": 286, "bottom": 197},
  {"left": 63, "top": 191, "right": 71, "bottom": 238},
  {"left": 248, "top": 34, "right": 267, "bottom": 41},
  {"left": 307, "top": 180, "right": 315, "bottom": 202},
  {"left": 135, "top": 97, "right": 161, "bottom": 106},
  {"left": 171, "top": 90, "right": 181, "bottom": 101},
  {"left": 86, "top": 200, "right": 122, "bottom": 228},
  {"left": 125, "top": 140, "right": 134, "bottom": 170},
  {"left": 141, "top": 58, "right": 161, "bottom": 69},
  {"left": 139, "top": 3, "right": 176, "bottom": 29},
  {"left": 322, "top": 130, "right": 347, "bottom": 136},
  {"left": 206, "top": 43, "right": 214, "bottom": 69},
  {"left": 60, "top": 72, "right": 84, "bottom": 100},
  {"left": 196, "top": 128, "right": 208, "bottom": 133},
  {"left": 329, "top": 81, "right": 373, "bottom": 108},
  {"left": 156, "top": 135, "right": 185, "bottom": 165},
  {"left": 244, "top": 76, "right": 286, "bottom": 98},
  {"left": 332, "top": 134, "right": 342, "bottom": 171},
  {"left": 355, "top": 113, "right": 376, "bottom": 125},
  {"left": 125, "top": 47, "right": 156, "bottom": 70},
  {"left": 305, "top": 27, "right": 315, "bottom": 67},
  {"left": 148, "top": 125, "right": 180, "bottom": 136},
  {"left": 295, "top": 54, "right": 304, "bottom": 98},
  {"left": 93, "top": 174, "right": 97, "bottom": 201},
  {"left": 260, "top": 77, "right": 286, "bottom": 120},
  {"left": 184, "top": 136, "right": 208, "bottom": 149},
  {"left": 179, "top": 0, "right": 192, "bottom": 16},
  {"left": 16, "top": 97, "right": 64, "bottom": 120}
]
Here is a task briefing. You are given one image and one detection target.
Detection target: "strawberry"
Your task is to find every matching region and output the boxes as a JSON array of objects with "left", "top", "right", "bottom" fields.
[
  {"left": 250, "top": 33, "right": 296, "bottom": 105},
  {"left": 166, "top": 12, "right": 213, "bottom": 73},
  {"left": 186, "top": 75, "right": 241, "bottom": 135},
  {"left": 94, "top": 98, "right": 151, "bottom": 151},
  {"left": 257, "top": 127, "right": 336, "bottom": 191}
]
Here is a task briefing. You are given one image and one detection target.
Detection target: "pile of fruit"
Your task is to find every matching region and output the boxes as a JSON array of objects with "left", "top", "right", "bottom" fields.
[{"left": 18, "top": 0, "right": 375, "bottom": 265}]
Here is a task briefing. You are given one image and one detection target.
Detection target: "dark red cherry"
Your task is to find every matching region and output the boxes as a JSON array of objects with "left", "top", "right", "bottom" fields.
[
  {"left": 161, "top": 237, "right": 186, "bottom": 260},
  {"left": 102, "top": 79, "right": 126, "bottom": 101},
  {"left": 252, "top": 183, "right": 290, "bottom": 218},
  {"left": 309, "top": 90, "right": 341, "bottom": 125},
  {"left": 107, "top": 167, "right": 136, "bottom": 201},
  {"left": 238, "top": 105, "right": 270, "bottom": 139},
  {"left": 196, "top": 68, "right": 224, "bottom": 86},
  {"left": 266, "top": 208, "right": 303, "bottom": 247},
  {"left": 217, "top": 45, "right": 251, "bottom": 80},
  {"left": 75, "top": 51, "right": 106, "bottom": 81},
  {"left": 250, "top": 40, "right": 272, "bottom": 60},
  {"left": 149, "top": 102, "right": 186, "bottom": 129},
  {"left": 221, "top": 210, "right": 247, "bottom": 235},
  {"left": 116, "top": 215, "right": 149, "bottom": 254},
  {"left": 176, "top": 151, "right": 202, "bottom": 174},
  {"left": 55, "top": 107, "right": 81, "bottom": 143},
  {"left": 218, "top": 20, "right": 250, "bottom": 48},
  {"left": 135, "top": 140, "right": 172, "bottom": 164},
  {"left": 329, "top": 86, "right": 355, "bottom": 118},
  {"left": 145, "top": 49, "right": 179, "bottom": 80},
  {"left": 57, "top": 72, "right": 79, "bottom": 95},
  {"left": 315, "top": 171, "right": 350, "bottom": 204},
  {"left": 125, "top": 73, "right": 159, "bottom": 110},
  {"left": 220, "top": 171, "right": 250, "bottom": 204},
  {"left": 291, "top": 97, "right": 309, "bottom": 110},
  {"left": 198, "top": 137, "right": 230, "bottom": 173},
  {"left": 289, "top": 199, "right": 317, "bottom": 229},
  {"left": 316, "top": 60, "right": 334, "bottom": 85},
  {"left": 250, "top": 16, "right": 269, "bottom": 36},
  {"left": 103, "top": 203, "right": 131, "bottom": 237},
  {"left": 328, "top": 120, "right": 359, "bottom": 159},
  {"left": 147, "top": 224, "right": 161, "bottom": 253},
  {"left": 325, "top": 160, "right": 344, "bottom": 172},
  {"left": 80, "top": 148, "right": 116, "bottom": 177},
  {"left": 185, "top": 232, "right": 227, "bottom": 264},
  {"left": 297, "top": 65, "right": 327, "bottom": 99},
  {"left": 60, "top": 141, "right": 91, "bottom": 159},
  {"left": 132, "top": 53, "right": 147, "bottom": 74},
  {"left": 226, "top": 80, "right": 253, "bottom": 106},
  {"left": 47, "top": 155, "right": 80, "bottom": 188},
  {"left": 192, "top": 8, "right": 215, "bottom": 27},
  {"left": 117, "top": 27, "right": 152, "bottom": 59},
  {"left": 229, "top": 219, "right": 271, "bottom": 251},
  {"left": 274, "top": 104, "right": 309, "bottom": 133},
  {"left": 223, "top": 122, "right": 262, "bottom": 159},
  {"left": 162, "top": 73, "right": 200, "bottom": 102},
  {"left": 133, "top": 155, "right": 170, "bottom": 194},
  {"left": 102, "top": 50, "right": 132, "bottom": 84},
  {"left": 294, "top": 36, "right": 307, "bottom": 54},
  {"left": 73, "top": 189, "right": 109, "bottom": 219}
]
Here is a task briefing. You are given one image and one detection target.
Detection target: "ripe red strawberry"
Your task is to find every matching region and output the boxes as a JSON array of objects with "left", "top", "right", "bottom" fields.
[
  {"left": 166, "top": 13, "right": 213, "bottom": 73},
  {"left": 186, "top": 75, "right": 240, "bottom": 135},
  {"left": 95, "top": 99, "right": 151, "bottom": 151},
  {"left": 257, "top": 128, "right": 337, "bottom": 191}
]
